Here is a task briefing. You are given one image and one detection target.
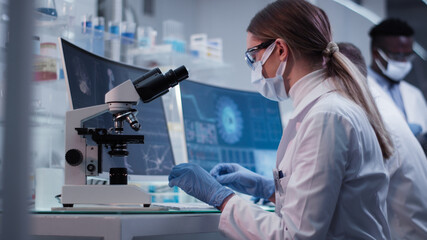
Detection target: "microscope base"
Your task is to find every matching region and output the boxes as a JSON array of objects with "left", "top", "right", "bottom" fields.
[{"left": 61, "top": 185, "right": 152, "bottom": 207}]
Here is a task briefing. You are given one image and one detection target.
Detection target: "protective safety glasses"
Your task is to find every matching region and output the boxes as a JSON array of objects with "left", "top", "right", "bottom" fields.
[
  {"left": 378, "top": 48, "right": 415, "bottom": 62},
  {"left": 245, "top": 39, "right": 275, "bottom": 70}
]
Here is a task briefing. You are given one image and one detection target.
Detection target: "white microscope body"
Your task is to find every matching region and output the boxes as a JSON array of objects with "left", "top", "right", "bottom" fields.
[
  {"left": 62, "top": 80, "right": 151, "bottom": 207},
  {"left": 61, "top": 66, "right": 188, "bottom": 207}
]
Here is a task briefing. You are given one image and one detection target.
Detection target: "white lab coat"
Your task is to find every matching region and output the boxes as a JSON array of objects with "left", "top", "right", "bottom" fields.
[
  {"left": 400, "top": 81, "right": 427, "bottom": 132},
  {"left": 367, "top": 75, "right": 427, "bottom": 133},
  {"left": 219, "top": 69, "right": 390, "bottom": 239},
  {"left": 368, "top": 79, "right": 427, "bottom": 240}
]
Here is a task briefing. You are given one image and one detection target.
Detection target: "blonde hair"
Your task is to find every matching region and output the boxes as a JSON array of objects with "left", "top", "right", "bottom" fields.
[{"left": 247, "top": 0, "right": 393, "bottom": 159}]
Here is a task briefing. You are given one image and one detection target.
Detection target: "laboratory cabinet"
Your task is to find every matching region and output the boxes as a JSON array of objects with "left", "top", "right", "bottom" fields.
[{"left": 29, "top": 211, "right": 229, "bottom": 240}]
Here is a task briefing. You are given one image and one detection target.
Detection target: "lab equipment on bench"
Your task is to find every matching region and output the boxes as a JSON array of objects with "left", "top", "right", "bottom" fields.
[{"left": 58, "top": 38, "right": 189, "bottom": 207}]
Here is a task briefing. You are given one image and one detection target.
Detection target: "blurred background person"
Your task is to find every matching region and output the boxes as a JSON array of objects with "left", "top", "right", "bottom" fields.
[
  {"left": 368, "top": 18, "right": 427, "bottom": 137},
  {"left": 339, "top": 42, "right": 427, "bottom": 240}
]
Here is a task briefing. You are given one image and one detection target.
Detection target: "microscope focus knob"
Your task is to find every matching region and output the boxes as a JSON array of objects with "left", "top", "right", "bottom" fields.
[
  {"left": 87, "top": 164, "right": 96, "bottom": 172},
  {"left": 65, "top": 149, "right": 83, "bottom": 166}
]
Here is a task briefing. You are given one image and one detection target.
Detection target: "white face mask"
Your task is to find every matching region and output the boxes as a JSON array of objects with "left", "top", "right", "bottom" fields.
[
  {"left": 251, "top": 42, "right": 288, "bottom": 101},
  {"left": 375, "top": 49, "right": 412, "bottom": 82}
]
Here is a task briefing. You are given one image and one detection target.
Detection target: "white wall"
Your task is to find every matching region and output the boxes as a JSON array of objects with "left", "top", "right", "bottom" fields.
[
  {"left": 316, "top": 0, "right": 386, "bottom": 65},
  {"left": 362, "top": 0, "right": 386, "bottom": 19}
]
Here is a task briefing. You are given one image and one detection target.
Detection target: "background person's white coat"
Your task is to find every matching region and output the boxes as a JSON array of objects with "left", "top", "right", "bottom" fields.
[
  {"left": 369, "top": 77, "right": 427, "bottom": 240},
  {"left": 399, "top": 81, "right": 427, "bottom": 133}
]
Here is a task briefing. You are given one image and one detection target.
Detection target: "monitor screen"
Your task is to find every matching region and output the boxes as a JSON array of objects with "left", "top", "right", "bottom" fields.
[
  {"left": 179, "top": 80, "right": 282, "bottom": 177},
  {"left": 59, "top": 38, "right": 175, "bottom": 176}
]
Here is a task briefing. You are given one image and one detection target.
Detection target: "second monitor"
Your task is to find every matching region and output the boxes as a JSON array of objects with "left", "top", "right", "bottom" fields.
[{"left": 180, "top": 80, "right": 283, "bottom": 177}]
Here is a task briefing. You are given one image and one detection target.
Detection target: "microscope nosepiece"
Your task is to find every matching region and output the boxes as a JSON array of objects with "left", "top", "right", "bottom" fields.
[
  {"left": 129, "top": 121, "right": 141, "bottom": 131},
  {"left": 126, "top": 113, "right": 141, "bottom": 131}
]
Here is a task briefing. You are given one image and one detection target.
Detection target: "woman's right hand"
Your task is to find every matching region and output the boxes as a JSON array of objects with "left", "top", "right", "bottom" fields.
[{"left": 210, "top": 163, "right": 275, "bottom": 200}]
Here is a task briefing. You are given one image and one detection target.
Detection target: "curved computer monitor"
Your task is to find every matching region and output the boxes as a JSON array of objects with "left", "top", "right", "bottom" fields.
[
  {"left": 179, "top": 80, "right": 283, "bottom": 178},
  {"left": 59, "top": 38, "right": 175, "bottom": 181}
]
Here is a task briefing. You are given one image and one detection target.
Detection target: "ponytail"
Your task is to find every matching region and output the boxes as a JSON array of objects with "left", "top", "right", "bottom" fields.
[{"left": 325, "top": 43, "right": 394, "bottom": 159}]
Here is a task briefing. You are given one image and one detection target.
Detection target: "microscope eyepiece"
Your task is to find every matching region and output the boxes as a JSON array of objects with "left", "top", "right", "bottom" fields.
[
  {"left": 134, "top": 65, "right": 189, "bottom": 103},
  {"left": 163, "top": 65, "right": 189, "bottom": 87},
  {"left": 133, "top": 68, "right": 162, "bottom": 86}
]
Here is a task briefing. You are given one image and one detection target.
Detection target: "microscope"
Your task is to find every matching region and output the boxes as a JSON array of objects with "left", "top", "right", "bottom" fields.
[{"left": 61, "top": 66, "right": 188, "bottom": 208}]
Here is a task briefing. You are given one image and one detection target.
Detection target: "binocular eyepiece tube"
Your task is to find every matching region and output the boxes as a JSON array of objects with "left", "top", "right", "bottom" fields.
[{"left": 133, "top": 65, "right": 189, "bottom": 103}]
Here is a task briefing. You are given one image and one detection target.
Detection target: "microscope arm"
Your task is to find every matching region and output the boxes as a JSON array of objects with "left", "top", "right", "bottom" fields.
[
  {"left": 65, "top": 104, "right": 109, "bottom": 185},
  {"left": 64, "top": 81, "right": 140, "bottom": 186},
  {"left": 66, "top": 104, "right": 109, "bottom": 138}
]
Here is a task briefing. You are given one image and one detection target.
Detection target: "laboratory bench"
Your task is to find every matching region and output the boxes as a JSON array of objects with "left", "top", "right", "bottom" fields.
[{"left": 29, "top": 208, "right": 230, "bottom": 240}]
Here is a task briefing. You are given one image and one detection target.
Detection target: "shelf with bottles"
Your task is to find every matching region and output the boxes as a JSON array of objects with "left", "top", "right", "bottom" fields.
[
  {"left": 33, "top": 17, "right": 230, "bottom": 77},
  {"left": 31, "top": 44, "right": 68, "bottom": 126},
  {"left": 30, "top": 40, "right": 68, "bottom": 127},
  {"left": 33, "top": 56, "right": 62, "bottom": 82},
  {"left": 166, "top": 52, "right": 229, "bottom": 76},
  {"left": 30, "top": 15, "right": 232, "bottom": 130}
]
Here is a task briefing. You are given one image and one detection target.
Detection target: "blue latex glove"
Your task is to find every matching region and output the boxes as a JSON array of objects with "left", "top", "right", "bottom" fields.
[
  {"left": 210, "top": 163, "right": 274, "bottom": 199},
  {"left": 168, "top": 163, "right": 234, "bottom": 207},
  {"left": 408, "top": 123, "right": 422, "bottom": 136}
]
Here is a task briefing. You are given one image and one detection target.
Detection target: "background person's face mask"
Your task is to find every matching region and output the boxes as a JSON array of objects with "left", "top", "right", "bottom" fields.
[
  {"left": 251, "top": 42, "right": 288, "bottom": 101},
  {"left": 375, "top": 49, "right": 412, "bottom": 82}
]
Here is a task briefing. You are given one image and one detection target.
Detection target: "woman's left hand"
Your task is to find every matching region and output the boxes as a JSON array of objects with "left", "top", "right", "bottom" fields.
[{"left": 168, "top": 163, "right": 234, "bottom": 207}]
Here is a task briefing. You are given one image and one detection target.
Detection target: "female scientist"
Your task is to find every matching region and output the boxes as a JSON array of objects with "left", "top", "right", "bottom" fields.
[{"left": 168, "top": 0, "right": 393, "bottom": 239}]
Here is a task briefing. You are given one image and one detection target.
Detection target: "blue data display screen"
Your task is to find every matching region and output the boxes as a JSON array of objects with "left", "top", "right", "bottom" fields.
[
  {"left": 180, "top": 81, "right": 282, "bottom": 175},
  {"left": 61, "top": 39, "right": 175, "bottom": 175}
]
